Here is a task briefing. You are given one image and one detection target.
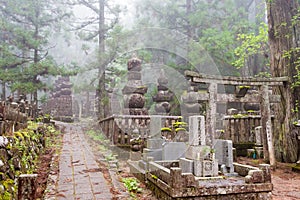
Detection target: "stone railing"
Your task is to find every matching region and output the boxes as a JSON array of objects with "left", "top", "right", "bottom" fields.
[
  {"left": 222, "top": 115, "right": 261, "bottom": 143},
  {"left": 223, "top": 115, "right": 275, "bottom": 143},
  {"left": 99, "top": 115, "right": 181, "bottom": 146}
]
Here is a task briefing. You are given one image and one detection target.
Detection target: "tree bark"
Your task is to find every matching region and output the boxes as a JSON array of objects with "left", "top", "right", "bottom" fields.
[
  {"left": 267, "top": 0, "right": 300, "bottom": 162},
  {"left": 96, "top": 0, "right": 109, "bottom": 120}
]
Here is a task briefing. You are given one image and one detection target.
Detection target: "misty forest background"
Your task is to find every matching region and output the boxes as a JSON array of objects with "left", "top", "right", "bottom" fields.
[{"left": 1, "top": 0, "right": 300, "bottom": 163}]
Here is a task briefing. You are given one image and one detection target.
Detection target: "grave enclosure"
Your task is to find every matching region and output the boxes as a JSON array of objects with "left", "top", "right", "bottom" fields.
[{"left": 99, "top": 57, "right": 289, "bottom": 199}]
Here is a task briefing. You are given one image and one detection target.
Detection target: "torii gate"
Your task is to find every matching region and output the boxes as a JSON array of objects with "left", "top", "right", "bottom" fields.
[{"left": 185, "top": 70, "right": 289, "bottom": 166}]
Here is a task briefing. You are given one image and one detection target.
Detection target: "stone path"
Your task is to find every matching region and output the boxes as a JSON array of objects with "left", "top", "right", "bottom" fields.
[{"left": 47, "top": 122, "right": 113, "bottom": 200}]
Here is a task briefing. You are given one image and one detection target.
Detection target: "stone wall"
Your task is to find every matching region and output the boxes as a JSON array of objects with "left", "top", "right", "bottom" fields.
[{"left": 0, "top": 121, "right": 52, "bottom": 199}]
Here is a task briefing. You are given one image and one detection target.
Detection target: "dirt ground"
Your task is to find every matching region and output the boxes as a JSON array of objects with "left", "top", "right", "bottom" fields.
[{"left": 34, "top": 124, "right": 300, "bottom": 199}]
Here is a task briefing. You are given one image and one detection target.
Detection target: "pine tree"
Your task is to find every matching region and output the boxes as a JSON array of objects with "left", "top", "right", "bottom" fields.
[
  {"left": 68, "top": 0, "right": 123, "bottom": 119},
  {"left": 0, "top": 0, "right": 71, "bottom": 110}
]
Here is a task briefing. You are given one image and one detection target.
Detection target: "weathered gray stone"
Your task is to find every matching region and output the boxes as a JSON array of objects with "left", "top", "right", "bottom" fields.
[
  {"left": 227, "top": 108, "right": 238, "bottom": 115},
  {"left": 189, "top": 116, "right": 206, "bottom": 146},
  {"left": 259, "top": 164, "right": 272, "bottom": 183},
  {"left": 193, "top": 159, "right": 203, "bottom": 176},
  {"left": 255, "top": 126, "right": 263, "bottom": 146},
  {"left": 185, "top": 145, "right": 211, "bottom": 160},
  {"left": 143, "top": 148, "right": 162, "bottom": 161},
  {"left": 233, "top": 163, "right": 259, "bottom": 176},
  {"left": 127, "top": 71, "right": 141, "bottom": 80},
  {"left": 162, "top": 142, "right": 187, "bottom": 160},
  {"left": 245, "top": 170, "right": 264, "bottom": 183},
  {"left": 146, "top": 138, "right": 164, "bottom": 149},
  {"left": 202, "top": 160, "right": 218, "bottom": 177},
  {"left": 179, "top": 158, "right": 194, "bottom": 173},
  {"left": 181, "top": 92, "right": 200, "bottom": 103},
  {"left": 149, "top": 116, "right": 162, "bottom": 138},
  {"left": 255, "top": 147, "right": 264, "bottom": 158},
  {"left": 138, "top": 160, "right": 147, "bottom": 170},
  {"left": 182, "top": 103, "right": 200, "bottom": 113},
  {"left": 214, "top": 139, "right": 234, "bottom": 173},
  {"left": 130, "top": 151, "right": 141, "bottom": 161}
]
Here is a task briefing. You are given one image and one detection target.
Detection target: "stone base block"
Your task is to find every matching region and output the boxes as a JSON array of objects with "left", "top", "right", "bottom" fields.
[
  {"left": 204, "top": 160, "right": 218, "bottom": 177},
  {"left": 195, "top": 160, "right": 218, "bottom": 177},
  {"left": 123, "top": 108, "right": 148, "bottom": 115},
  {"left": 254, "top": 147, "right": 264, "bottom": 158},
  {"left": 179, "top": 158, "right": 194, "bottom": 173},
  {"left": 185, "top": 145, "right": 210, "bottom": 160}
]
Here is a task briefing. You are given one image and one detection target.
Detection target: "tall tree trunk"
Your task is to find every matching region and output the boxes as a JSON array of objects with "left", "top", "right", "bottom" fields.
[
  {"left": 96, "top": 0, "right": 108, "bottom": 120},
  {"left": 267, "top": 0, "right": 300, "bottom": 162}
]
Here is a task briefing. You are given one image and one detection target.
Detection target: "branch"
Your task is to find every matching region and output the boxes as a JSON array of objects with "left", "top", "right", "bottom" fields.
[
  {"left": 69, "top": 17, "right": 98, "bottom": 31},
  {"left": 3, "top": 60, "right": 31, "bottom": 69},
  {"left": 78, "top": 0, "right": 99, "bottom": 14}
]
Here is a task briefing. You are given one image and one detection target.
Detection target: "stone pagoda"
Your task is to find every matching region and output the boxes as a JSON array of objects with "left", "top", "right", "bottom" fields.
[
  {"left": 45, "top": 76, "right": 73, "bottom": 122},
  {"left": 122, "top": 56, "right": 148, "bottom": 115},
  {"left": 152, "top": 69, "right": 173, "bottom": 115}
]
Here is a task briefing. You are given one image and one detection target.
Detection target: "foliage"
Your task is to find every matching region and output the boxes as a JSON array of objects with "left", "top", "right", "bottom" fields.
[
  {"left": 134, "top": 0, "right": 252, "bottom": 76},
  {"left": 0, "top": 0, "right": 72, "bottom": 101},
  {"left": 122, "top": 177, "right": 143, "bottom": 194},
  {"left": 282, "top": 46, "right": 300, "bottom": 89},
  {"left": 86, "top": 129, "right": 108, "bottom": 143},
  {"left": 233, "top": 23, "right": 269, "bottom": 69},
  {"left": 0, "top": 121, "right": 61, "bottom": 199}
]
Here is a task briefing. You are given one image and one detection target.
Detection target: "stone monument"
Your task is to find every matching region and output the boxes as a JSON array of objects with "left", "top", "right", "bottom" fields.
[
  {"left": 122, "top": 56, "right": 148, "bottom": 115},
  {"left": 44, "top": 76, "right": 73, "bottom": 122},
  {"left": 179, "top": 115, "right": 218, "bottom": 177},
  {"left": 152, "top": 69, "right": 173, "bottom": 115},
  {"left": 181, "top": 80, "right": 203, "bottom": 120}
]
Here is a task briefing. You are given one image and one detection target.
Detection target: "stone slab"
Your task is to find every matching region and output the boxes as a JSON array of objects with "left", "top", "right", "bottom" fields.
[
  {"left": 179, "top": 158, "right": 194, "bottom": 174},
  {"left": 149, "top": 115, "right": 162, "bottom": 138},
  {"left": 162, "top": 142, "right": 187, "bottom": 160},
  {"left": 143, "top": 148, "right": 162, "bottom": 161},
  {"left": 255, "top": 126, "right": 263, "bottom": 146},
  {"left": 189, "top": 115, "right": 206, "bottom": 146},
  {"left": 214, "top": 139, "right": 234, "bottom": 173}
]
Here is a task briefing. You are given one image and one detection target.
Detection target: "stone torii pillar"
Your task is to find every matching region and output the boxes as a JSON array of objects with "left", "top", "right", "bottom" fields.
[{"left": 260, "top": 85, "right": 276, "bottom": 166}]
